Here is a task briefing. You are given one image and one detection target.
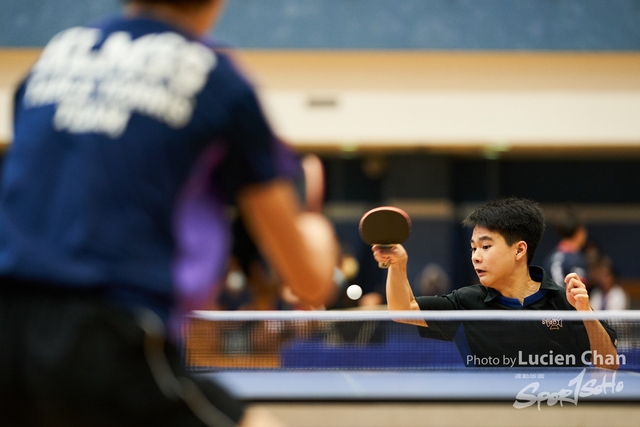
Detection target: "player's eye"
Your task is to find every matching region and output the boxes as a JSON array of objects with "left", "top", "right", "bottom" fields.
[{"left": 482, "top": 245, "right": 490, "bottom": 250}]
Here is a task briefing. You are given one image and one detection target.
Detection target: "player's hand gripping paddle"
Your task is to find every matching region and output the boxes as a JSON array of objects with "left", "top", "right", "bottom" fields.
[{"left": 359, "top": 206, "right": 411, "bottom": 268}]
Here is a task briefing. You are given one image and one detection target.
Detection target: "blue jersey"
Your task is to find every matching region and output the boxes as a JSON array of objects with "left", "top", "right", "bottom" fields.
[
  {"left": 542, "top": 248, "right": 589, "bottom": 287},
  {"left": 0, "top": 17, "right": 300, "bottom": 319}
]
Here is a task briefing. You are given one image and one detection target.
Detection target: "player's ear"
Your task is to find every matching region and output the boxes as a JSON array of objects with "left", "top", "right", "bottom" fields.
[{"left": 515, "top": 241, "right": 527, "bottom": 260}]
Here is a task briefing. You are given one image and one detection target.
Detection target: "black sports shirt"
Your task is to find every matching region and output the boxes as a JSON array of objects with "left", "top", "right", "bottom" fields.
[{"left": 416, "top": 266, "right": 618, "bottom": 368}]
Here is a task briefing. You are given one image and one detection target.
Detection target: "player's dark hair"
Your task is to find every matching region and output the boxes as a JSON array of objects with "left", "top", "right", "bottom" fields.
[{"left": 462, "top": 198, "right": 545, "bottom": 265}]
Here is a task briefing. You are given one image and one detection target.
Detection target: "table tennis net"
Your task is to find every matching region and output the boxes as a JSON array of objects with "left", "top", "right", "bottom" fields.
[{"left": 182, "top": 310, "right": 640, "bottom": 372}]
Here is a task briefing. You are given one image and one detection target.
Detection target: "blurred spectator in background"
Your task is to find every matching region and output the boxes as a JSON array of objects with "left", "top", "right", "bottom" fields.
[
  {"left": 224, "top": 216, "right": 283, "bottom": 310},
  {"left": 215, "top": 256, "right": 254, "bottom": 311},
  {"left": 584, "top": 239, "right": 603, "bottom": 270},
  {"left": 415, "top": 263, "right": 451, "bottom": 296},
  {"left": 217, "top": 152, "right": 337, "bottom": 311},
  {"left": 542, "top": 208, "right": 589, "bottom": 287},
  {"left": 356, "top": 287, "right": 385, "bottom": 308},
  {"left": 588, "top": 256, "right": 630, "bottom": 310},
  {"left": 328, "top": 240, "right": 387, "bottom": 309}
]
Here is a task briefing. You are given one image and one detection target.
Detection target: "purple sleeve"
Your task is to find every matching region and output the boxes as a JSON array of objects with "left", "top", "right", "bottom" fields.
[{"left": 170, "top": 55, "right": 302, "bottom": 319}]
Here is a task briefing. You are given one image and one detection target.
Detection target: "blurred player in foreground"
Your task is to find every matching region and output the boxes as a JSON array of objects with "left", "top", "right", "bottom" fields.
[
  {"left": 373, "top": 198, "right": 619, "bottom": 370},
  {"left": 0, "top": 0, "right": 338, "bottom": 426}
]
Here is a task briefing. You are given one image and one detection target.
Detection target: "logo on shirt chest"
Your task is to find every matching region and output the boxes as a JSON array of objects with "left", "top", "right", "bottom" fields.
[{"left": 542, "top": 318, "right": 563, "bottom": 330}]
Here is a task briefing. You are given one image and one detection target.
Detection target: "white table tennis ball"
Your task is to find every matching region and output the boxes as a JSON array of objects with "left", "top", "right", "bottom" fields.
[{"left": 346, "top": 284, "right": 363, "bottom": 300}]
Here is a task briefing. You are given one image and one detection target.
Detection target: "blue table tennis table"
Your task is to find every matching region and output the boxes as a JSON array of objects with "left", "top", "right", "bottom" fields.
[
  {"left": 191, "top": 310, "right": 640, "bottom": 426},
  {"left": 205, "top": 368, "right": 640, "bottom": 402},
  {"left": 201, "top": 368, "right": 640, "bottom": 427}
]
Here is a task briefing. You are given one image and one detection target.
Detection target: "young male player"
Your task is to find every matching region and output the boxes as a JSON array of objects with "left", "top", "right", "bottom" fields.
[
  {"left": 373, "top": 198, "right": 619, "bottom": 370},
  {"left": 0, "top": 0, "right": 337, "bottom": 425}
]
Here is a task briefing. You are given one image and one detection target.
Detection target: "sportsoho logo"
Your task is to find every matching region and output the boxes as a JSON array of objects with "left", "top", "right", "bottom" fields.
[{"left": 513, "top": 369, "right": 624, "bottom": 410}]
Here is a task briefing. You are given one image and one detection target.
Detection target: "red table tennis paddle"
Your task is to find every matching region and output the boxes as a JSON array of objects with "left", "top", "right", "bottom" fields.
[{"left": 359, "top": 206, "right": 411, "bottom": 268}]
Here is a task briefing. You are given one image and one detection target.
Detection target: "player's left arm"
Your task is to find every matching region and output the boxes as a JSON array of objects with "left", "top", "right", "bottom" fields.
[{"left": 565, "top": 273, "right": 619, "bottom": 370}]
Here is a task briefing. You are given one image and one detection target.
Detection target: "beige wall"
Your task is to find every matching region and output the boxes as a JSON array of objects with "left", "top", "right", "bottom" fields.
[
  {"left": 0, "top": 49, "right": 40, "bottom": 149},
  {"left": 2, "top": 49, "right": 640, "bottom": 155}
]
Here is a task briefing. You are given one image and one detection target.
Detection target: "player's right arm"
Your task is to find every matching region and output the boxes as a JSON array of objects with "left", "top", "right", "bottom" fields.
[
  {"left": 237, "top": 179, "right": 338, "bottom": 308},
  {"left": 565, "top": 273, "right": 619, "bottom": 370},
  {"left": 374, "top": 244, "right": 427, "bottom": 327}
]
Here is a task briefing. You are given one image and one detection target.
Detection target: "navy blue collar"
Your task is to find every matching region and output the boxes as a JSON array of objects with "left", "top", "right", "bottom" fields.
[
  {"left": 484, "top": 266, "right": 562, "bottom": 307},
  {"left": 496, "top": 288, "right": 548, "bottom": 308}
]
